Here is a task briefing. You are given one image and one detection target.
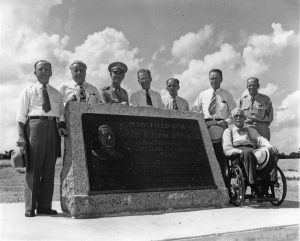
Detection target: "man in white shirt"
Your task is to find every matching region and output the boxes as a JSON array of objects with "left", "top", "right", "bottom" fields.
[
  {"left": 222, "top": 108, "right": 278, "bottom": 196},
  {"left": 59, "top": 60, "right": 101, "bottom": 105},
  {"left": 130, "top": 69, "right": 163, "bottom": 108},
  {"left": 16, "top": 60, "right": 66, "bottom": 217},
  {"left": 162, "top": 78, "right": 189, "bottom": 111},
  {"left": 192, "top": 69, "right": 236, "bottom": 182}
]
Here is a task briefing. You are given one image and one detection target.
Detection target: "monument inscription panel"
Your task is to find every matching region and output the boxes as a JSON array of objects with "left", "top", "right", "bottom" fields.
[{"left": 82, "top": 113, "right": 216, "bottom": 193}]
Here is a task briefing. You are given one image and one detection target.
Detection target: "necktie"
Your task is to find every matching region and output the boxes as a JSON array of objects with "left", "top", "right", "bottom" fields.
[
  {"left": 237, "top": 128, "right": 245, "bottom": 134},
  {"left": 250, "top": 97, "right": 254, "bottom": 110},
  {"left": 146, "top": 90, "right": 152, "bottom": 106},
  {"left": 172, "top": 97, "right": 178, "bottom": 110},
  {"left": 114, "top": 87, "right": 122, "bottom": 102},
  {"left": 42, "top": 84, "right": 51, "bottom": 113},
  {"left": 79, "top": 84, "right": 86, "bottom": 102},
  {"left": 208, "top": 91, "right": 216, "bottom": 115}
]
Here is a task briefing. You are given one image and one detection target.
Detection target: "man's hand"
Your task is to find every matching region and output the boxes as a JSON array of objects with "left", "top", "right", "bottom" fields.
[
  {"left": 16, "top": 136, "right": 26, "bottom": 147},
  {"left": 270, "top": 146, "right": 279, "bottom": 154},
  {"left": 58, "top": 128, "right": 67, "bottom": 137},
  {"left": 218, "top": 120, "right": 228, "bottom": 130},
  {"left": 69, "top": 94, "right": 78, "bottom": 101}
]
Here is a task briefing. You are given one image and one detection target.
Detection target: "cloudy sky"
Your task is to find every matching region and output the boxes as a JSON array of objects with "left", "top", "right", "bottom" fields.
[{"left": 0, "top": 0, "right": 299, "bottom": 154}]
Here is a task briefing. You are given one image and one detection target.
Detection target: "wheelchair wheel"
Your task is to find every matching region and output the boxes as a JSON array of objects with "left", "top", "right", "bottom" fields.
[
  {"left": 228, "top": 165, "right": 245, "bottom": 206},
  {"left": 270, "top": 167, "right": 287, "bottom": 206}
]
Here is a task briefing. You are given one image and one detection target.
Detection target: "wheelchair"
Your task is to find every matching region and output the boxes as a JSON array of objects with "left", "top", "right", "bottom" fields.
[{"left": 225, "top": 152, "right": 287, "bottom": 207}]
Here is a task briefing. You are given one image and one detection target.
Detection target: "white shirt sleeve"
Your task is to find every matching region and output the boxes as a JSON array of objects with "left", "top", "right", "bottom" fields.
[
  {"left": 16, "top": 88, "right": 30, "bottom": 124},
  {"left": 191, "top": 93, "right": 202, "bottom": 113},
  {"left": 222, "top": 128, "right": 243, "bottom": 156}
]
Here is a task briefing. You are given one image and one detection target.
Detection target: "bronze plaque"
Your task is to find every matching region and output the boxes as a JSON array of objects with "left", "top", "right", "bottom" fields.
[{"left": 82, "top": 113, "right": 216, "bottom": 193}]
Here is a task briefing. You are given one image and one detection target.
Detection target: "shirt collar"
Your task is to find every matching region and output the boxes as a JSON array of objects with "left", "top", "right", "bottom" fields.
[
  {"left": 142, "top": 89, "right": 152, "bottom": 94},
  {"left": 110, "top": 85, "right": 121, "bottom": 91},
  {"left": 168, "top": 93, "right": 177, "bottom": 100},
  {"left": 36, "top": 81, "right": 49, "bottom": 88},
  {"left": 75, "top": 81, "right": 86, "bottom": 87},
  {"left": 211, "top": 87, "right": 221, "bottom": 93},
  {"left": 233, "top": 125, "right": 246, "bottom": 132},
  {"left": 248, "top": 93, "right": 258, "bottom": 100}
]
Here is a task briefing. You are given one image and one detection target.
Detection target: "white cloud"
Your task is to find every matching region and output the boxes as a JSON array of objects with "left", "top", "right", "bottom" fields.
[
  {"left": 275, "top": 90, "right": 300, "bottom": 124},
  {"left": 0, "top": 0, "right": 68, "bottom": 83},
  {"left": 174, "top": 43, "right": 241, "bottom": 102},
  {"left": 0, "top": 1, "right": 143, "bottom": 152},
  {"left": 241, "top": 23, "right": 298, "bottom": 78},
  {"left": 0, "top": 83, "right": 29, "bottom": 153},
  {"left": 67, "top": 27, "right": 143, "bottom": 89},
  {"left": 271, "top": 126, "right": 300, "bottom": 153},
  {"left": 171, "top": 25, "right": 214, "bottom": 64},
  {"left": 260, "top": 83, "right": 278, "bottom": 97}
]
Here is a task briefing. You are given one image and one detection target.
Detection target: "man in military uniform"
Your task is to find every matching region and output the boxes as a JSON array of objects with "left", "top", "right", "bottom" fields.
[
  {"left": 100, "top": 62, "right": 129, "bottom": 104},
  {"left": 238, "top": 77, "right": 273, "bottom": 140}
]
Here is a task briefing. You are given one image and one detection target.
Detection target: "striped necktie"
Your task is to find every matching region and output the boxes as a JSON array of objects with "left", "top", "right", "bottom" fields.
[
  {"left": 146, "top": 90, "right": 152, "bottom": 106},
  {"left": 172, "top": 97, "right": 178, "bottom": 110},
  {"left": 42, "top": 84, "right": 51, "bottom": 113},
  {"left": 250, "top": 97, "right": 254, "bottom": 110},
  {"left": 208, "top": 91, "right": 216, "bottom": 115},
  {"left": 79, "top": 84, "right": 86, "bottom": 102}
]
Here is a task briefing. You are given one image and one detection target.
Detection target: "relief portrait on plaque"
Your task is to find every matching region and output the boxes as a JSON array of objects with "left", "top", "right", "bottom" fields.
[
  {"left": 88, "top": 124, "right": 129, "bottom": 191},
  {"left": 91, "top": 124, "right": 124, "bottom": 161}
]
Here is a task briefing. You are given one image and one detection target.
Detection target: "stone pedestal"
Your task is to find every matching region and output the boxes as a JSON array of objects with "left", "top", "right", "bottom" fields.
[{"left": 61, "top": 102, "right": 228, "bottom": 218}]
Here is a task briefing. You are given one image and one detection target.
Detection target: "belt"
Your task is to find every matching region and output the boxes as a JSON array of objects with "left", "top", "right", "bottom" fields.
[
  {"left": 205, "top": 118, "right": 223, "bottom": 121},
  {"left": 29, "top": 116, "right": 57, "bottom": 121},
  {"left": 245, "top": 121, "right": 267, "bottom": 125}
]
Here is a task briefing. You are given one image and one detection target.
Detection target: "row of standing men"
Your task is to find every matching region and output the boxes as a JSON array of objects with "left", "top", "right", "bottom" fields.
[
  {"left": 16, "top": 59, "right": 273, "bottom": 217},
  {"left": 59, "top": 60, "right": 273, "bottom": 141}
]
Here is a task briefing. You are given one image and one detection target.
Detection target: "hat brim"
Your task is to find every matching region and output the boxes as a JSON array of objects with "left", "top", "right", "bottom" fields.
[
  {"left": 254, "top": 147, "right": 270, "bottom": 170},
  {"left": 11, "top": 149, "right": 25, "bottom": 168}
]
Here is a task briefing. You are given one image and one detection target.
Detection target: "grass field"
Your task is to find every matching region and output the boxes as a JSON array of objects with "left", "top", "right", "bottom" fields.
[{"left": 0, "top": 158, "right": 299, "bottom": 203}]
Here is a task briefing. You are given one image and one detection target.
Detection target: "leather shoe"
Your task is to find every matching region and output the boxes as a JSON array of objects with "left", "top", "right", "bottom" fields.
[
  {"left": 37, "top": 208, "right": 58, "bottom": 215},
  {"left": 25, "top": 210, "right": 35, "bottom": 217}
]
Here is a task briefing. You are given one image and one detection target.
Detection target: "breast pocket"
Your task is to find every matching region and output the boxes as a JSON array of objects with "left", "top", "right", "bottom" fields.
[
  {"left": 31, "top": 94, "right": 43, "bottom": 106},
  {"left": 50, "top": 99, "right": 60, "bottom": 111},
  {"left": 257, "top": 104, "right": 267, "bottom": 118}
]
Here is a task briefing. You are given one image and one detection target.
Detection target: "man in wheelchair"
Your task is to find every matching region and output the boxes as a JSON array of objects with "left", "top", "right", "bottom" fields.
[{"left": 222, "top": 108, "right": 278, "bottom": 198}]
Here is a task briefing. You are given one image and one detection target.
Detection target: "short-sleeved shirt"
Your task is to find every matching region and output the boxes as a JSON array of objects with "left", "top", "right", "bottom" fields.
[
  {"left": 162, "top": 94, "right": 189, "bottom": 111},
  {"left": 59, "top": 81, "right": 101, "bottom": 105},
  {"left": 192, "top": 87, "right": 236, "bottom": 123},
  {"left": 100, "top": 86, "right": 129, "bottom": 104},
  {"left": 130, "top": 89, "right": 163, "bottom": 108},
  {"left": 238, "top": 93, "right": 273, "bottom": 125},
  {"left": 16, "top": 81, "right": 65, "bottom": 123}
]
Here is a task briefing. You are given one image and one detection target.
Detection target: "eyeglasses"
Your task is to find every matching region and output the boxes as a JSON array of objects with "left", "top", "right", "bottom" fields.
[
  {"left": 233, "top": 114, "right": 245, "bottom": 118},
  {"left": 112, "top": 71, "right": 124, "bottom": 74}
]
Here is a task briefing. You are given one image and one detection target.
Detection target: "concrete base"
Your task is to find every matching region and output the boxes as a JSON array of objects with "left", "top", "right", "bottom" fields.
[{"left": 1, "top": 201, "right": 299, "bottom": 241}]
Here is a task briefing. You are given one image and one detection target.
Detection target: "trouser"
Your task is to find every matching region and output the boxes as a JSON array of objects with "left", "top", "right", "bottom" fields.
[
  {"left": 25, "top": 118, "right": 58, "bottom": 211},
  {"left": 236, "top": 146, "right": 257, "bottom": 185},
  {"left": 212, "top": 142, "right": 227, "bottom": 185}
]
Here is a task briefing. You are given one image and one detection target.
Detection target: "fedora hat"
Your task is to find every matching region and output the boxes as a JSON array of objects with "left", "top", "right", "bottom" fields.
[
  {"left": 11, "top": 148, "right": 25, "bottom": 168},
  {"left": 253, "top": 147, "right": 270, "bottom": 171}
]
